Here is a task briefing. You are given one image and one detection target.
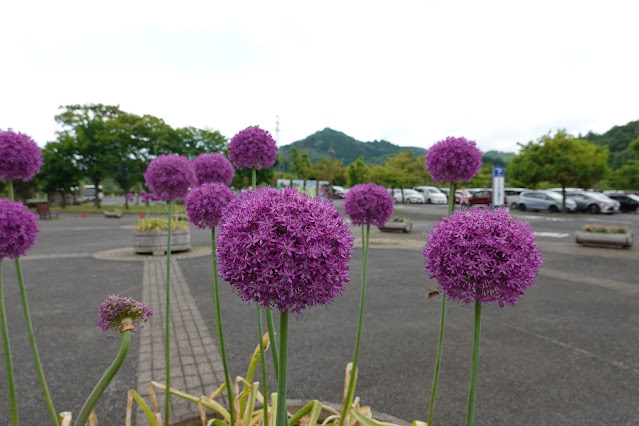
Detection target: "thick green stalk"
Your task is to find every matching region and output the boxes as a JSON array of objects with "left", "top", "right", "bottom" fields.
[
  {"left": 164, "top": 200, "right": 173, "bottom": 424},
  {"left": 427, "top": 181, "right": 456, "bottom": 425},
  {"left": 75, "top": 330, "right": 132, "bottom": 426},
  {"left": 256, "top": 307, "right": 269, "bottom": 424},
  {"left": 0, "top": 262, "right": 19, "bottom": 425},
  {"left": 211, "top": 229, "right": 235, "bottom": 426},
  {"left": 339, "top": 224, "right": 370, "bottom": 426},
  {"left": 466, "top": 302, "right": 482, "bottom": 426},
  {"left": 275, "top": 311, "right": 289, "bottom": 426}
]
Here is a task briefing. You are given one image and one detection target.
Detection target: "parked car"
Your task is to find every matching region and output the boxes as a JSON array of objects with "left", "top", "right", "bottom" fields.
[
  {"left": 563, "top": 192, "right": 620, "bottom": 214},
  {"left": 390, "top": 188, "right": 426, "bottom": 204},
  {"left": 327, "top": 185, "right": 347, "bottom": 199},
  {"left": 504, "top": 188, "right": 528, "bottom": 209},
  {"left": 516, "top": 190, "right": 577, "bottom": 213},
  {"left": 468, "top": 189, "right": 507, "bottom": 206},
  {"left": 414, "top": 186, "right": 447, "bottom": 204},
  {"left": 605, "top": 193, "right": 639, "bottom": 214}
]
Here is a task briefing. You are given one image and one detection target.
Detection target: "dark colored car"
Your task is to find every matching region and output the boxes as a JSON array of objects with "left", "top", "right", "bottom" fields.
[
  {"left": 469, "top": 189, "right": 507, "bottom": 206},
  {"left": 606, "top": 194, "right": 639, "bottom": 213}
]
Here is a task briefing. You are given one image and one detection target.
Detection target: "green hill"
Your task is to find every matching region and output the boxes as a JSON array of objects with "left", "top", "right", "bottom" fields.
[
  {"left": 583, "top": 119, "right": 639, "bottom": 168},
  {"left": 276, "top": 128, "right": 427, "bottom": 172}
]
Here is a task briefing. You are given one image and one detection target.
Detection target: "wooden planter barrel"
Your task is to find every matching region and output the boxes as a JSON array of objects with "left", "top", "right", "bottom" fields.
[
  {"left": 134, "top": 229, "right": 191, "bottom": 254},
  {"left": 378, "top": 220, "right": 412, "bottom": 233},
  {"left": 104, "top": 210, "right": 123, "bottom": 218},
  {"left": 575, "top": 231, "right": 634, "bottom": 249}
]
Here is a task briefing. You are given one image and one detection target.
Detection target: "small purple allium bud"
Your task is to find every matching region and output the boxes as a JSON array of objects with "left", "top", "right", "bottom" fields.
[
  {"left": 0, "top": 130, "right": 43, "bottom": 182},
  {"left": 126, "top": 193, "right": 134, "bottom": 202},
  {"left": 424, "top": 208, "right": 542, "bottom": 307},
  {"left": 229, "top": 126, "right": 278, "bottom": 170},
  {"left": 343, "top": 183, "right": 394, "bottom": 227},
  {"left": 144, "top": 154, "right": 196, "bottom": 201},
  {"left": 97, "top": 294, "right": 153, "bottom": 338},
  {"left": 193, "top": 153, "right": 235, "bottom": 186},
  {"left": 185, "top": 182, "right": 236, "bottom": 229},
  {"left": 0, "top": 199, "right": 38, "bottom": 260},
  {"left": 426, "top": 136, "right": 483, "bottom": 183},
  {"left": 217, "top": 187, "right": 354, "bottom": 314}
]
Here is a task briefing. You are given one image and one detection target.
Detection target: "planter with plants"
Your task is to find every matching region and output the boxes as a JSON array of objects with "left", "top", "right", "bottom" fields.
[
  {"left": 378, "top": 216, "right": 412, "bottom": 233},
  {"left": 104, "top": 208, "right": 123, "bottom": 218},
  {"left": 133, "top": 217, "right": 191, "bottom": 254},
  {"left": 575, "top": 224, "right": 634, "bottom": 249}
]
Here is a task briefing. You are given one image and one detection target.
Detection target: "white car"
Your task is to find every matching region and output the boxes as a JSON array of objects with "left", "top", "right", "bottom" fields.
[
  {"left": 390, "top": 188, "right": 425, "bottom": 204},
  {"left": 414, "top": 186, "right": 447, "bottom": 204}
]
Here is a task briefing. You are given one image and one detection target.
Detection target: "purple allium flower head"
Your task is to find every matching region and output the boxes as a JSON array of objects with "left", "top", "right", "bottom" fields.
[
  {"left": 185, "top": 182, "right": 236, "bottom": 229},
  {"left": 126, "top": 192, "right": 134, "bottom": 201},
  {"left": 217, "top": 187, "right": 354, "bottom": 314},
  {"left": 144, "top": 154, "right": 196, "bottom": 200},
  {"left": 193, "top": 153, "right": 235, "bottom": 186},
  {"left": 424, "top": 208, "right": 542, "bottom": 307},
  {"left": 0, "top": 130, "right": 43, "bottom": 182},
  {"left": 0, "top": 199, "right": 38, "bottom": 260},
  {"left": 426, "top": 136, "right": 483, "bottom": 183},
  {"left": 97, "top": 294, "right": 153, "bottom": 339},
  {"left": 229, "top": 126, "right": 278, "bottom": 170},
  {"left": 343, "top": 183, "right": 394, "bottom": 227}
]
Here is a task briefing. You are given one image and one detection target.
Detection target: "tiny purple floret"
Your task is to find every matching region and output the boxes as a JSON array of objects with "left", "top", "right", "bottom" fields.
[
  {"left": 185, "top": 182, "right": 236, "bottom": 229},
  {"left": 0, "top": 199, "right": 38, "bottom": 260},
  {"left": 126, "top": 193, "right": 134, "bottom": 202},
  {"left": 97, "top": 294, "right": 153, "bottom": 339},
  {"left": 424, "top": 208, "right": 542, "bottom": 307},
  {"left": 144, "top": 154, "right": 196, "bottom": 200},
  {"left": 426, "top": 136, "right": 483, "bottom": 183},
  {"left": 229, "top": 126, "right": 278, "bottom": 170},
  {"left": 343, "top": 183, "right": 394, "bottom": 227},
  {"left": 0, "top": 130, "right": 43, "bottom": 182},
  {"left": 216, "top": 187, "right": 354, "bottom": 314},
  {"left": 193, "top": 153, "right": 235, "bottom": 186}
]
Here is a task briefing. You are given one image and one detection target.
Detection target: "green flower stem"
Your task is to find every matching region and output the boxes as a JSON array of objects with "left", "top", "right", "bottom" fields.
[
  {"left": 0, "top": 262, "right": 19, "bottom": 426},
  {"left": 427, "top": 181, "right": 456, "bottom": 425},
  {"left": 466, "top": 301, "right": 482, "bottom": 426},
  {"left": 211, "top": 228, "right": 235, "bottom": 426},
  {"left": 275, "top": 311, "right": 289, "bottom": 426},
  {"left": 75, "top": 329, "right": 132, "bottom": 426},
  {"left": 339, "top": 224, "right": 370, "bottom": 426},
  {"left": 8, "top": 181, "right": 59, "bottom": 426},
  {"left": 164, "top": 199, "right": 173, "bottom": 424},
  {"left": 256, "top": 306, "right": 268, "bottom": 424},
  {"left": 253, "top": 166, "right": 280, "bottom": 378}
]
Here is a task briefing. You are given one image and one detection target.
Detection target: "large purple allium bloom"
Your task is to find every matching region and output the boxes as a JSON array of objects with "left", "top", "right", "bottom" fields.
[
  {"left": 217, "top": 187, "right": 354, "bottom": 314},
  {"left": 426, "top": 136, "right": 483, "bottom": 183},
  {"left": 343, "top": 183, "right": 394, "bottom": 227},
  {"left": 424, "top": 208, "right": 542, "bottom": 307},
  {"left": 185, "top": 183, "right": 236, "bottom": 229},
  {"left": 0, "top": 130, "right": 43, "bottom": 182},
  {"left": 97, "top": 294, "right": 153, "bottom": 338},
  {"left": 229, "top": 126, "right": 277, "bottom": 169},
  {"left": 144, "top": 154, "right": 196, "bottom": 200},
  {"left": 193, "top": 153, "right": 235, "bottom": 186},
  {"left": 0, "top": 199, "right": 38, "bottom": 260}
]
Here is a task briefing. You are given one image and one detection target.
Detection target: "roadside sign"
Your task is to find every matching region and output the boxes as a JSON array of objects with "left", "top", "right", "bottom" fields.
[{"left": 493, "top": 166, "right": 505, "bottom": 207}]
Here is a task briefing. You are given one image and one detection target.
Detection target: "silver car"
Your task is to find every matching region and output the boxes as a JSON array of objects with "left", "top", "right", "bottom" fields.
[
  {"left": 564, "top": 192, "right": 620, "bottom": 214},
  {"left": 516, "top": 190, "right": 577, "bottom": 213}
]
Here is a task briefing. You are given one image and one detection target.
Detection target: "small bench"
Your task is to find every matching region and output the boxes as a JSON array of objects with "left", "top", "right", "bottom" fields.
[{"left": 35, "top": 204, "right": 59, "bottom": 220}]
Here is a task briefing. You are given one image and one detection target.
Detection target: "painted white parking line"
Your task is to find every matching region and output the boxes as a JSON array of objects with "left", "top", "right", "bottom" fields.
[
  {"left": 534, "top": 232, "right": 570, "bottom": 238},
  {"left": 578, "top": 217, "right": 633, "bottom": 225}
]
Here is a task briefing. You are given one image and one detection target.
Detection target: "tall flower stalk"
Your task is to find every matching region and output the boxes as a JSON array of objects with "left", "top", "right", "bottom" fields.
[
  {"left": 144, "top": 154, "right": 196, "bottom": 424},
  {"left": 340, "top": 183, "right": 393, "bottom": 425},
  {"left": 0, "top": 261, "right": 18, "bottom": 425},
  {"left": 425, "top": 136, "right": 483, "bottom": 425}
]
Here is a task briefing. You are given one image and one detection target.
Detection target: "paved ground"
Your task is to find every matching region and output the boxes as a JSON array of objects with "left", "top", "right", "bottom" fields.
[{"left": 0, "top": 208, "right": 638, "bottom": 425}]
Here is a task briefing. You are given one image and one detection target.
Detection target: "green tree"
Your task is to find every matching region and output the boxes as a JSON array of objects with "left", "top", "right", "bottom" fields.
[
  {"left": 347, "top": 156, "right": 371, "bottom": 186},
  {"left": 290, "top": 146, "right": 312, "bottom": 178},
  {"left": 309, "top": 158, "right": 347, "bottom": 186},
  {"left": 38, "top": 138, "right": 82, "bottom": 207},
  {"left": 508, "top": 130, "right": 609, "bottom": 211}
]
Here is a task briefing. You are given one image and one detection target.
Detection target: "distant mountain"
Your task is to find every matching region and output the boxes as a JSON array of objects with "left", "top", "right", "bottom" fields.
[
  {"left": 582, "top": 119, "right": 639, "bottom": 168},
  {"left": 276, "top": 128, "right": 427, "bottom": 171}
]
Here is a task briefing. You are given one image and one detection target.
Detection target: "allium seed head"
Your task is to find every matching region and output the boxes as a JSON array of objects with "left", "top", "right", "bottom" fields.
[
  {"left": 216, "top": 187, "right": 354, "bottom": 314},
  {"left": 426, "top": 136, "right": 483, "bottom": 183},
  {"left": 144, "top": 154, "right": 196, "bottom": 200},
  {"left": 185, "top": 182, "right": 236, "bottom": 229},
  {"left": 97, "top": 294, "right": 152, "bottom": 339},
  {"left": 424, "top": 208, "right": 542, "bottom": 307},
  {"left": 193, "top": 153, "right": 235, "bottom": 186},
  {"left": 0, "top": 199, "right": 38, "bottom": 260},
  {"left": 229, "top": 126, "right": 278, "bottom": 170},
  {"left": 343, "top": 183, "right": 394, "bottom": 227},
  {"left": 0, "top": 130, "right": 43, "bottom": 182}
]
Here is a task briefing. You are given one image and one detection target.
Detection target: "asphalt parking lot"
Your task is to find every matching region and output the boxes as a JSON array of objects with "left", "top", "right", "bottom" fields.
[{"left": 0, "top": 205, "right": 638, "bottom": 425}]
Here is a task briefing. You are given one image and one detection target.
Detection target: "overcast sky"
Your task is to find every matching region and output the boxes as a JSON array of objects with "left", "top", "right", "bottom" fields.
[{"left": 2, "top": 1, "right": 638, "bottom": 154}]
